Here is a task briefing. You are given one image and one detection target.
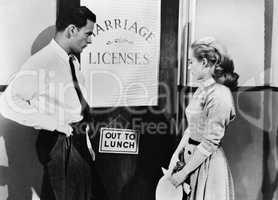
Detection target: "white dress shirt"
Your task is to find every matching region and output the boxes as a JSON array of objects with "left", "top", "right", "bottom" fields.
[{"left": 0, "top": 39, "right": 88, "bottom": 135}]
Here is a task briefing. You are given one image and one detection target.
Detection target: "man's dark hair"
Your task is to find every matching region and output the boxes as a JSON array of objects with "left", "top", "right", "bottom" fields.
[{"left": 56, "top": 6, "right": 96, "bottom": 32}]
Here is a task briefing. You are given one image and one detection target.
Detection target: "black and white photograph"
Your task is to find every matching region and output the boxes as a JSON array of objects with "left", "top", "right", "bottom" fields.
[{"left": 0, "top": 0, "right": 277, "bottom": 200}]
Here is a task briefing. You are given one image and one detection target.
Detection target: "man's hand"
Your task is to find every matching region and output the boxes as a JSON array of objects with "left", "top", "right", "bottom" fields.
[{"left": 59, "top": 124, "right": 73, "bottom": 137}]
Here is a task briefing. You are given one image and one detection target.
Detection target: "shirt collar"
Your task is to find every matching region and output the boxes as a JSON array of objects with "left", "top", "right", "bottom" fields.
[
  {"left": 49, "top": 39, "right": 69, "bottom": 63},
  {"left": 198, "top": 77, "right": 216, "bottom": 89}
]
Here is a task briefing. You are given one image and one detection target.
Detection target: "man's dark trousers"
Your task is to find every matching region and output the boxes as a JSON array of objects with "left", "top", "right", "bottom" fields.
[{"left": 36, "top": 128, "right": 96, "bottom": 200}]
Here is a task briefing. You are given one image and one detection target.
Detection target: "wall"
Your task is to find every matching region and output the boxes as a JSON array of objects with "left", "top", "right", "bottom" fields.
[
  {"left": 195, "top": 0, "right": 264, "bottom": 86},
  {"left": 0, "top": 0, "right": 56, "bottom": 85},
  {"left": 224, "top": 91, "right": 264, "bottom": 200},
  {"left": 261, "top": 91, "right": 278, "bottom": 200}
]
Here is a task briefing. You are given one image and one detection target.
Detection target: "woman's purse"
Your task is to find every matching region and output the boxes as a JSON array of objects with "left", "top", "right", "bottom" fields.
[
  {"left": 172, "top": 147, "right": 191, "bottom": 195},
  {"left": 172, "top": 148, "right": 185, "bottom": 173}
]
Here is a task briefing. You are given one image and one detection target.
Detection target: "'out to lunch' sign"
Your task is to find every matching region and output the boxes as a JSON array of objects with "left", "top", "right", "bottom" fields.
[{"left": 99, "top": 128, "right": 140, "bottom": 154}]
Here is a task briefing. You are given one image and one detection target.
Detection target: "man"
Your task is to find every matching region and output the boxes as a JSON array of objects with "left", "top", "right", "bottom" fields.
[{"left": 0, "top": 6, "right": 98, "bottom": 200}]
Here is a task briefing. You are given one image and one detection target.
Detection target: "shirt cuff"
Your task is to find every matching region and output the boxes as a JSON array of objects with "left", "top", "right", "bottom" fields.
[{"left": 197, "top": 144, "right": 211, "bottom": 156}]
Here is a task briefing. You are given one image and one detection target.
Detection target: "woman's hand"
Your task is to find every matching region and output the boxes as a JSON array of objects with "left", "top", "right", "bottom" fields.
[{"left": 167, "top": 171, "right": 187, "bottom": 188}]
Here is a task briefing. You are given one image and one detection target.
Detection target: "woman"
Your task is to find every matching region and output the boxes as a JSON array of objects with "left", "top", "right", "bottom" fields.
[{"left": 168, "top": 37, "right": 239, "bottom": 200}]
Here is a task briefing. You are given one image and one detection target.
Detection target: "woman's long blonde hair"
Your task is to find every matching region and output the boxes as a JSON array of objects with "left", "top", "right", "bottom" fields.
[{"left": 191, "top": 37, "right": 239, "bottom": 89}]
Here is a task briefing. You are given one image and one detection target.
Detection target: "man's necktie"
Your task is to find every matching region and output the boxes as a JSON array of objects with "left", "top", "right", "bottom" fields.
[
  {"left": 69, "top": 56, "right": 90, "bottom": 119},
  {"left": 69, "top": 55, "right": 95, "bottom": 161}
]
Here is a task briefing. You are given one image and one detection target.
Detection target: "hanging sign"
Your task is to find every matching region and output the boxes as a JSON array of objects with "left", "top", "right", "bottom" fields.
[
  {"left": 81, "top": 0, "right": 161, "bottom": 107},
  {"left": 99, "top": 128, "right": 140, "bottom": 154}
]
